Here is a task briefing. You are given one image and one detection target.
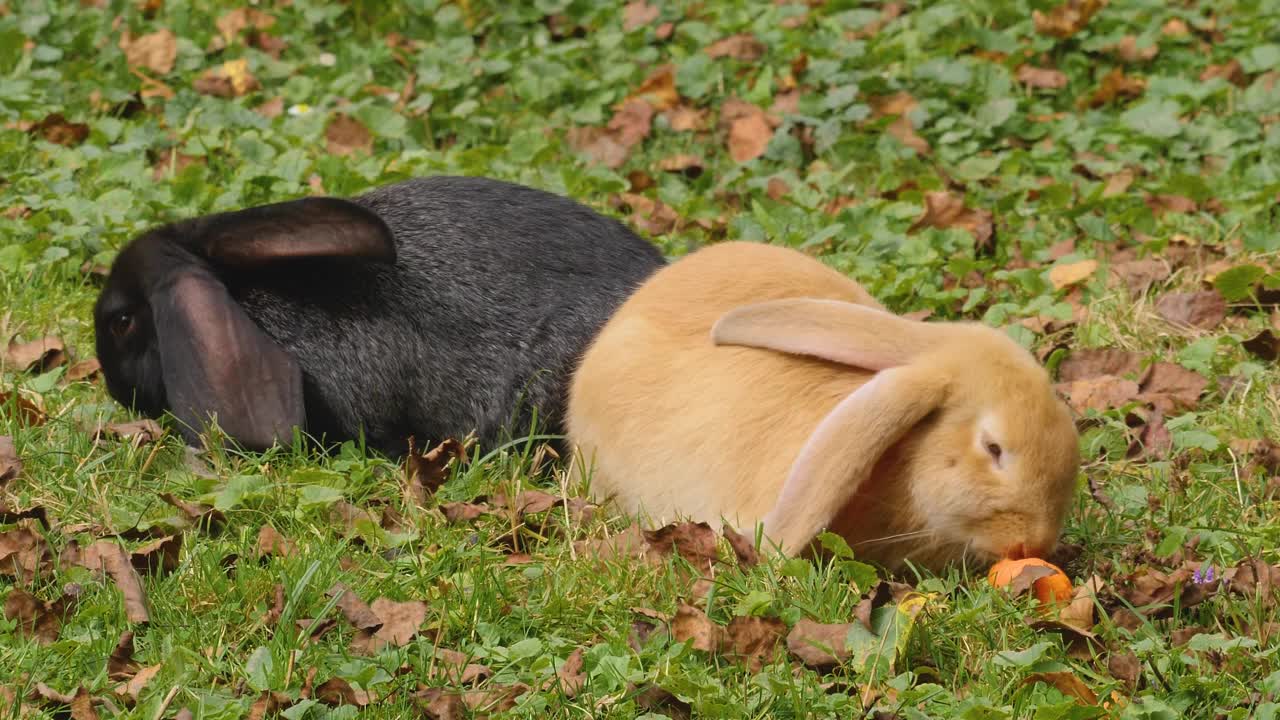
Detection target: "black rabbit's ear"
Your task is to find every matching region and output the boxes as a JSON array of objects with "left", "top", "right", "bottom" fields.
[
  {"left": 153, "top": 269, "right": 305, "bottom": 451},
  {"left": 196, "top": 197, "right": 396, "bottom": 268}
]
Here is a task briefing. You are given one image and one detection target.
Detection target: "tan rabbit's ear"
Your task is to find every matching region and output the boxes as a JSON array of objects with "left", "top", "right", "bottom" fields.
[
  {"left": 711, "top": 298, "right": 937, "bottom": 371},
  {"left": 760, "top": 363, "right": 947, "bottom": 554}
]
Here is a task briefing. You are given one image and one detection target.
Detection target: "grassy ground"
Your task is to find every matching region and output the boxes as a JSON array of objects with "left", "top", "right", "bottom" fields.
[{"left": 3, "top": 0, "right": 1280, "bottom": 717}]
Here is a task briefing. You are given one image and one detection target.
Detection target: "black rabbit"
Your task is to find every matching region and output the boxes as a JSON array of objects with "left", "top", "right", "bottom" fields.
[{"left": 93, "top": 175, "right": 666, "bottom": 456}]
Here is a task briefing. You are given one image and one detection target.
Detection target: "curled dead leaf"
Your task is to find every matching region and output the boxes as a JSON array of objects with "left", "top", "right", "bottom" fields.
[
  {"left": 119, "top": 29, "right": 176, "bottom": 75},
  {"left": 1016, "top": 65, "right": 1068, "bottom": 90},
  {"left": 325, "top": 113, "right": 373, "bottom": 157},
  {"left": 907, "top": 191, "right": 993, "bottom": 249},
  {"left": 1155, "top": 290, "right": 1226, "bottom": 330},
  {"left": 1022, "top": 671, "right": 1098, "bottom": 704},
  {"left": 440, "top": 501, "right": 488, "bottom": 523},
  {"left": 621, "top": 0, "right": 659, "bottom": 32},
  {"left": 66, "top": 358, "right": 102, "bottom": 382},
  {"left": 5, "top": 588, "right": 75, "bottom": 645},
  {"left": 642, "top": 521, "right": 719, "bottom": 571},
  {"left": 1033, "top": 0, "right": 1105, "bottom": 39},
  {"left": 160, "top": 493, "right": 226, "bottom": 532},
  {"left": 215, "top": 7, "right": 276, "bottom": 46},
  {"left": 350, "top": 597, "right": 427, "bottom": 654},
  {"left": 786, "top": 618, "right": 854, "bottom": 668},
  {"left": 1085, "top": 68, "right": 1146, "bottom": 108},
  {"left": 1055, "top": 376, "right": 1140, "bottom": 413},
  {"left": 671, "top": 602, "right": 723, "bottom": 652},
  {"left": 629, "top": 64, "right": 680, "bottom": 112},
  {"left": 0, "top": 435, "right": 21, "bottom": 488},
  {"left": 256, "top": 525, "right": 296, "bottom": 559},
  {"left": 315, "top": 677, "right": 372, "bottom": 707},
  {"left": 130, "top": 534, "right": 181, "bottom": 575},
  {"left": 405, "top": 437, "right": 464, "bottom": 505},
  {"left": 193, "top": 58, "right": 259, "bottom": 98},
  {"left": 724, "top": 615, "right": 785, "bottom": 672},
  {"left": 6, "top": 336, "right": 65, "bottom": 373},
  {"left": 1058, "top": 348, "right": 1145, "bottom": 381},
  {"left": 1110, "top": 35, "right": 1158, "bottom": 63},
  {"left": 31, "top": 114, "right": 90, "bottom": 147},
  {"left": 76, "top": 540, "right": 149, "bottom": 623},
  {"left": 0, "top": 527, "right": 54, "bottom": 583},
  {"left": 1048, "top": 259, "right": 1098, "bottom": 290},
  {"left": 723, "top": 526, "right": 759, "bottom": 568},
  {"left": 95, "top": 419, "right": 164, "bottom": 447},
  {"left": 326, "top": 582, "right": 383, "bottom": 631},
  {"left": 432, "top": 647, "right": 493, "bottom": 686},
  {"left": 705, "top": 33, "right": 766, "bottom": 61}
]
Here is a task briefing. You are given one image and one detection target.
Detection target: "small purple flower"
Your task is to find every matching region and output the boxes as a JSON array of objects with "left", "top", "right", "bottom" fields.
[{"left": 1192, "top": 565, "right": 1216, "bottom": 585}]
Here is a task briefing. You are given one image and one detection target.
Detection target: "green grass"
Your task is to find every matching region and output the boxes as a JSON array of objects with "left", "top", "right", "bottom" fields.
[{"left": 4, "top": 0, "right": 1280, "bottom": 717}]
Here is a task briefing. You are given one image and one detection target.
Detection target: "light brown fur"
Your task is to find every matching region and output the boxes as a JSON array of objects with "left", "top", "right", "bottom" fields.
[{"left": 567, "top": 241, "right": 1080, "bottom": 571}]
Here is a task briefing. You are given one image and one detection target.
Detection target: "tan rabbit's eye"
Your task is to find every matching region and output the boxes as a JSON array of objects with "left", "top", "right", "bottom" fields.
[
  {"left": 110, "top": 312, "right": 136, "bottom": 339},
  {"left": 986, "top": 442, "right": 1003, "bottom": 462}
]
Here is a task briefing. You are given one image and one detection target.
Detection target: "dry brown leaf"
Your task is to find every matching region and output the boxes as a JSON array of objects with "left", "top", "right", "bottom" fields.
[
  {"left": 671, "top": 602, "right": 723, "bottom": 652},
  {"left": 1033, "top": 0, "right": 1105, "bottom": 39},
  {"left": 107, "top": 631, "right": 139, "bottom": 679},
  {"left": 0, "top": 435, "right": 20, "bottom": 488},
  {"left": 255, "top": 97, "right": 285, "bottom": 119},
  {"left": 1108, "top": 651, "right": 1141, "bottom": 690},
  {"left": 315, "top": 677, "right": 372, "bottom": 707},
  {"left": 657, "top": 153, "right": 704, "bottom": 177},
  {"left": 567, "top": 126, "right": 629, "bottom": 168},
  {"left": 724, "top": 615, "right": 785, "bottom": 671},
  {"left": 0, "top": 527, "right": 53, "bottom": 583},
  {"left": 907, "top": 191, "right": 993, "bottom": 249},
  {"left": 630, "top": 64, "right": 680, "bottom": 111},
  {"left": 1138, "top": 362, "right": 1208, "bottom": 412},
  {"left": 642, "top": 521, "right": 719, "bottom": 571},
  {"left": 1145, "top": 193, "right": 1197, "bottom": 218},
  {"left": 6, "top": 336, "right": 65, "bottom": 373},
  {"left": 786, "top": 618, "right": 854, "bottom": 668},
  {"left": 120, "top": 29, "right": 176, "bottom": 75},
  {"left": 325, "top": 113, "right": 373, "bottom": 157},
  {"left": 1243, "top": 329, "right": 1280, "bottom": 361},
  {"left": 326, "top": 583, "right": 382, "bottom": 631},
  {"left": 260, "top": 583, "right": 285, "bottom": 626},
  {"left": 1086, "top": 68, "right": 1146, "bottom": 108},
  {"left": 573, "top": 524, "right": 654, "bottom": 564},
  {"left": 405, "top": 437, "right": 464, "bottom": 506},
  {"left": 608, "top": 97, "right": 655, "bottom": 150},
  {"left": 130, "top": 534, "right": 180, "bottom": 575},
  {"left": 493, "top": 489, "right": 560, "bottom": 517},
  {"left": 431, "top": 648, "right": 493, "bottom": 686},
  {"left": 551, "top": 646, "right": 586, "bottom": 698},
  {"left": 1103, "top": 168, "right": 1135, "bottom": 197},
  {"left": 664, "top": 104, "right": 707, "bottom": 132},
  {"left": 1110, "top": 35, "right": 1158, "bottom": 63},
  {"left": 1109, "top": 258, "right": 1169, "bottom": 296},
  {"left": 1155, "top": 290, "right": 1226, "bottom": 330},
  {"left": 1055, "top": 376, "right": 1141, "bottom": 413},
  {"left": 31, "top": 113, "right": 90, "bottom": 146},
  {"left": 113, "top": 664, "right": 160, "bottom": 705},
  {"left": 1058, "top": 348, "right": 1145, "bottom": 381},
  {"left": 727, "top": 111, "right": 772, "bottom": 163},
  {"left": 1048, "top": 259, "right": 1098, "bottom": 290},
  {"left": 351, "top": 597, "right": 427, "bottom": 654},
  {"left": 96, "top": 419, "right": 164, "bottom": 447},
  {"left": 1022, "top": 671, "right": 1098, "bottom": 704},
  {"left": 705, "top": 33, "right": 766, "bottom": 61},
  {"left": 440, "top": 501, "right": 488, "bottom": 523},
  {"left": 1201, "top": 60, "right": 1247, "bottom": 87},
  {"left": 247, "top": 691, "right": 292, "bottom": 720},
  {"left": 296, "top": 617, "right": 338, "bottom": 642},
  {"left": 723, "top": 526, "right": 759, "bottom": 568},
  {"left": 216, "top": 7, "right": 275, "bottom": 45},
  {"left": 77, "top": 541, "right": 149, "bottom": 623},
  {"left": 1161, "top": 18, "right": 1189, "bottom": 37},
  {"left": 1016, "top": 65, "right": 1069, "bottom": 90},
  {"left": 160, "top": 493, "right": 226, "bottom": 532},
  {"left": 193, "top": 58, "right": 259, "bottom": 98},
  {"left": 622, "top": 0, "right": 659, "bottom": 32},
  {"left": 4, "top": 588, "right": 74, "bottom": 645},
  {"left": 1127, "top": 408, "right": 1172, "bottom": 459},
  {"left": 766, "top": 177, "right": 790, "bottom": 200},
  {"left": 69, "top": 687, "right": 100, "bottom": 720},
  {"left": 255, "top": 525, "right": 296, "bottom": 559}
]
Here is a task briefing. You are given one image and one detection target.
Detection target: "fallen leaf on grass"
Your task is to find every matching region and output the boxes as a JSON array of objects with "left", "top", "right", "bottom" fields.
[
  {"left": 261, "top": 583, "right": 285, "bottom": 626},
  {"left": 1108, "top": 651, "right": 1141, "bottom": 690},
  {"left": 549, "top": 647, "right": 586, "bottom": 698},
  {"left": 723, "top": 526, "right": 759, "bottom": 568},
  {"left": 405, "top": 437, "right": 464, "bottom": 505},
  {"left": 1243, "top": 330, "right": 1280, "bottom": 361},
  {"left": 664, "top": 104, "right": 707, "bottom": 132},
  {"left": 119, "top": 29, "right": 176, "bottom": 75},
  {"left": 108, "top": 632, "right": 139, "bottom": 678},
  {"left": 247, "top": 691, "right": 292, "bottom": 720},
  {"left": 1137, "top": 362, "right": 1208, "bottom": 412},
  {"left": 0, "top": 436, "right": 21, "bottom": 488},
  {"left": 5, "top": 588, "right": 75, "bottom": 645},
  {"left": 786, "top": 618, "right": 854, "bottom": 668},
  {"left": 296, "top": 617, "right": 337, "bottom": 642},
  {"left": 1085, "top": 68, "right": 1146, "bottom": 107},
  {"left": 256, "top": 525, "right": 296, "bottom": 559},
  {"left": 705, "top": 33, "right": 765, "bottom": 61},
  {"left": 672, "top": 602, "right": 724, "bottom": 652},
  {"left": 66, "top": 359, "right": 102, "bottom": 382},
  {"left": 113, "top": 664, "right": 160, "bottom": 706},
  {"left": 1033, "top": 0, "right": 1105, "bottom": 39},
  {"left": 193, "top": 58, "right": 259, "bottom": 98},
  {"left": 657, "top": 153, "right": 704, "bottom": 177},
  {"left": 642, "top": 522, "right": 720, "bottom": 571},
  {"left": 1058, "top": 349, "right": 1145, "bottom": 381},
  {"left": 1155, "top": 290, "right": 1226, "bottom": 330},
  {"left": 75, "top": 540, "right": 149, "bottom": 623},
  {"left": 432, "top": 648, "right": 493, "bottom": 686},
  {"left": 629, "top": 64, "right": 680, "bottom": 111},
  {"left": 721, "top": 98, "right": 774, "bottom": 164},
  {"left": 621, "top": 0, "right": 659, "bottom": 32},
  {"left": 215, "top": 7, "right": 275, "bottom": 46},
  {"left": 0, "top": 390, "right": 47, "bottom": 426},
  {"left": 439, "top": 501, "right": 488, "bottom": 523},
  {"left": 1048, "top": 260, "right": 1098, "bottom": 290},
  {"left": 160, "top": 493, "right": 226, "bottom": 532},
  {"left": 6, "top": 336, "right": 65, "bottom": 373},
  {"left": 1109, "top": 35, "right": 1158, "bottom": 63},
  {"left": 130, "top": 534, "right": 180, "bottom": 575},
  {"left": 1145, "top": 193, "right": 1197, "bottom": 218},
  {"left": 1022, "top": 671, "right": 1097, "bottom": 704},
  {"left": 907, "top": 191, "right": 993, "bottom": 249},
  {"left": 95, "top": 419, "right": 164, "bottom": 447},
  {"left": 30, "top": 114, "right": 90, "bottom": 147},
  {"left": 611, "top": 192, "right": 679, "bottom": 236},
  {"left": 316, "top": 678, "right": 372, "bottom": 707},
  {"left": 326, "top": 583, "right": 382, "bottom": 631},
  {"left": 350, "top": 597, "right": 427, "bottom": 654},
  {"left": 1201, "top": 60, "right": 1247, "bottom": 87},
  {"left": 325, "top": 113, "right": 373, "bottom": 156},
  {"left": 724, "top": 615, "right": 786, "bottom": 672},
  {"left": 1109, "top": 258, "right": 1170, "bottom": 296},
  {"left": 0, "top": 527, "right": 54, "bottom": 583},
  {"left": 1016, "top": 65, "right": 1068, "bottom": 90},
  {"left": 1127, "top": 408, "right": 1172, "bottom": 459}
]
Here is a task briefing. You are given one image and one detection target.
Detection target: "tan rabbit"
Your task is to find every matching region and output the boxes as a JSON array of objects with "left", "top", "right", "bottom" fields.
[{"left": 566, "top": 241, "right": 1080, "bottom": 571}]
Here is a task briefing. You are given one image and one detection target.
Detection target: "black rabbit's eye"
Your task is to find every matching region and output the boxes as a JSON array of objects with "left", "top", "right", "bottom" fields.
[
  {"left": 986, "top": 442, "right": 1003, "bottom": 462},
  {"left": 110, "top": 312, "right": 136, "bottom": 339}
]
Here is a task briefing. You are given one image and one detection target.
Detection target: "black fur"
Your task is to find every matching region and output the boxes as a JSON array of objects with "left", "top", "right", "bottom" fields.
[{"left": 94, "top": 175, "right": 666, "bottom": 456}]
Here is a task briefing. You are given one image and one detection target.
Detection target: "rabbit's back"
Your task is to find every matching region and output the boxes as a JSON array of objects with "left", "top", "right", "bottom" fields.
[
  {"left": 567, "top": 241, "right": 880, "bottom": 527},
  {"left": 237, "top": 176, "right": 665, "bottom": 455}
]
